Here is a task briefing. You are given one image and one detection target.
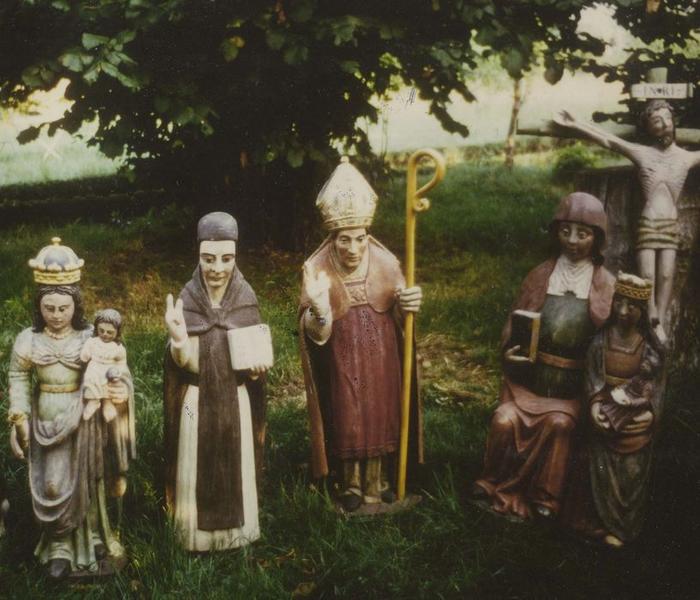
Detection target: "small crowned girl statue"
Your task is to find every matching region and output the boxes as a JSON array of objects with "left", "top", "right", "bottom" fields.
[{"left": 81, "top": 309, "right": 127, "bottom": 422}]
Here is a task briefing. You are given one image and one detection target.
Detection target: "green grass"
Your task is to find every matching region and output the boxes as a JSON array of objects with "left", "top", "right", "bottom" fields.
[
  {"left": 0, "top": 163, "right": 698, "bottom": 598},
  {"left": 0, "top": 128, "right": 119, "bottom": 188}
]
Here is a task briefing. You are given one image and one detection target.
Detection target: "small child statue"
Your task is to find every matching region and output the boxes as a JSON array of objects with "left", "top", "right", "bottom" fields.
[
  {"left": 81, "top": 308, "right": 135, "bottom": 497},
  {"left": 81, "top": 309, "right": 128, "bottom": 423}
]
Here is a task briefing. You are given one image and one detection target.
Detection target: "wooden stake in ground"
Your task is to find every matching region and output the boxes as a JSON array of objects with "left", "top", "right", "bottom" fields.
[{"left": 397, "top": 149, "right": 446, "bottom": 501}]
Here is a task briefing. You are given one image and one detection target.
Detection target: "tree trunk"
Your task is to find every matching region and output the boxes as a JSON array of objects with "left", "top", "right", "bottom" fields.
[{"left": 504, "top": 77, "right": 523, "bottom": 169}]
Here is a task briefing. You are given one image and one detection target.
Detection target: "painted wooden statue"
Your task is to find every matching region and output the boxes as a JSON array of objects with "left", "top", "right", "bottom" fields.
[
  {"left": 7, "top": 238, "right": 133, "bottom": 580},
  {"left": 585, "top": 272, "right": 662, "bottom": 547},
  {"left": 299, "top": 157, "right": 423, "bottom": 514},
  {"left": 554, "top": 101, "right": 700, "bottom": 343},
  {"left": 163, "top": 212, "right": 271, "bottom": 551},
  {"left": 472, "top": 193, "right": 618, "bottom": 520},
  {"left": 81, "top": 308, "right": 135, "bottom": 499}
]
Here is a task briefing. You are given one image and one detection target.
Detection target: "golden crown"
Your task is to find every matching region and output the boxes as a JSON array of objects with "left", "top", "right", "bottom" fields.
[
  {"left": 615, "top": 272, "right": 652, "bottom": 301},
  {"left": 316, "top": 156, "right": 378, "bottom": 231},
  {"left": 28, "top": 237, "right": 84, "bottom": 285}
]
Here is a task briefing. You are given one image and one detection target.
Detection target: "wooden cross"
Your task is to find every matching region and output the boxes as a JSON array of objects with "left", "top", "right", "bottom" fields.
[
  {"left": 518, "top": 67, "right": 698, "bottom": 144},
  {"left": 516, "top": 66, "right": 700, "bottom": 344}
]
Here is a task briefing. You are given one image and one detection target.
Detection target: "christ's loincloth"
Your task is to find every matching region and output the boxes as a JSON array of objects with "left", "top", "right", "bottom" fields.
[{"left": 636, "top": 216, "right": 680, "bottom": 250}]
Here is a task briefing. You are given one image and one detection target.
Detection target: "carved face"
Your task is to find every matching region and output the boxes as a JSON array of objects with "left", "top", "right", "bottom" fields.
[
  {"left": 557, "top": 221, "right": 595, "bottom": 262},
  {"left": 97, "top": 322, "right": 118, "bottom": 343},
  {"left": 333, "top": 227, "right": 368, "bottom": 272},
  {"left": 646, "top": 107, "right": 674, "bottom": 144},
  {"left": 613, "top": 296, "right": 643, "bottom": 329},
  {"left": 199, "top": 240, "right": 237, "bottom": 290},
  {"left": 40, "top": 292, "right": 76, "bottom": 334}
]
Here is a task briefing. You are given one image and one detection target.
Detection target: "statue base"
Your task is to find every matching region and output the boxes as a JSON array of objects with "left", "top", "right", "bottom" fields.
[
  {"left": 467, "top": 498, "right": 529, "bottom": 524},
  {"left": 335, "top": 493, "right": 422, "bottom": 517},
  {"left": 66, "top": 554, "right": 128, "bottom": 582}
]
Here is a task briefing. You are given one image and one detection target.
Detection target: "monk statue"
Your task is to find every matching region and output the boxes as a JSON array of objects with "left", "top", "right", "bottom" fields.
[
  {"left": 554, "top": 101, "right": 700, "bottom": 343},
  {"left": 163, "top": 212, "right": 270, "bottom": 552},
  {"left": 299, "top": 157, "right": 423, "bottom": 513}
]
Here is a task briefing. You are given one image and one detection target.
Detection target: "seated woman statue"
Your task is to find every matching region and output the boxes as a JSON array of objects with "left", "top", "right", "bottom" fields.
[
  {"left": 584, "top": 273, "right": 662, "bottom": 548},
  {"left": 472, "top": 192, "right": 616, "bottom": 520},
  {"left": 8, "top": 238, "right": 133, "bottom": 580}
]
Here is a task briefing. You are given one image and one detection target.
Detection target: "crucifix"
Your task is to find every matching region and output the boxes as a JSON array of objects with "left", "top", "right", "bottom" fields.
[{"left": 518, "top": 67, "right": 700, "bottom": 343}]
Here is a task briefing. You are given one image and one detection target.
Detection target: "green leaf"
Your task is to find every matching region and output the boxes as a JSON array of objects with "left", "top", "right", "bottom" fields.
[
  {"left": 332, "top": 19, "right": 358, "bottom": 45},
  {"left": 286, "top": 146, "right": 304, "bottom": 168},
  {"left": 283, "top": 44, "right": 308, "bottom": 66},
  {"left": 474, "top": 27, "right": 497, "bottom": 48},
  {"left": 288, "top": 0, "right": 315, "bottom": 23},
  {"left": 60, "top": 52, "right": 84, "bottom": 72},
  {"left": 154, "top": 96, "right": 170, "bottom": 113},
  {"left": 379, "top": 24, "right": 404, "bottom": 40},
  {"left": 39, "top": 66, "right": 55, "bottom": 84},
  {"left": 175, "top": 106, "right": 195, "bottom": 126},
  {"left": 101, "top": 62, "right": 121, "bottom": 79},
  {"left": 16, "top": 126, "right": 41, "bottom": 145},
  {"left": 220, "top": 38, "right": 240, "bottom": 62},
  {"left": 101, "top": 138, "right": 125, "bottom": 158},
  {"left": 544, "top": 62, "right": 564, "bottom": 85},
  {"left": 83, "top": 65, "right": 100, "bottom": 84},
  {"left": 117, "top": 30, "right": 136, "bottom": 44},
  {"left": 500, "top": 48, "right": 524, "bottom": 78},
  {"left": 116, "top": 71, "right": 140, "bottom": 89},
  {"left": 107, "top": 51, "right": 136, "bottom": 67},
  {"left": 82, "top": 33, "right": 110, "bottom": 50},
  {"left": 266, "top": 29, "right": 286, "bottom": 50},
  {"left": 340, "top": 60, "right": 360, "bottom": 74},
  {"left": 51, "top": 0, "right": 70, "bottom": 11}
]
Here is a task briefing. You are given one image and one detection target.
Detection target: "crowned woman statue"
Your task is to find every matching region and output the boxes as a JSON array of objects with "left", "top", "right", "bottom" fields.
[
  {"left": 7, "top": 238, "right": 134, "bottom": 580},
  {"left": 583, "top": 273, "right": 662, "bottom": 547}
]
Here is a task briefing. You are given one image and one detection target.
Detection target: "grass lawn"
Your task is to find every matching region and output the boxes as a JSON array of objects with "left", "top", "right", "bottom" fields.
[{"left": 0, "top": 163, "right": 698, "bottom": 599}]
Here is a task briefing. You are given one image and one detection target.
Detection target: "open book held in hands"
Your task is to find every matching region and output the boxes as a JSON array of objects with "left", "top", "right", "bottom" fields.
[
  {"left": 510, "top": 310, "right": 541, "bottom": 363},
  {"left": 227, "top": 324, "right": 274, "bottom": 371}
]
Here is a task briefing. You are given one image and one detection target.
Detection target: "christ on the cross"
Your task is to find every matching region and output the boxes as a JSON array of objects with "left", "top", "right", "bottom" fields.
[{"left": 554, "top": 100, "right": 700, "bottom": 342}]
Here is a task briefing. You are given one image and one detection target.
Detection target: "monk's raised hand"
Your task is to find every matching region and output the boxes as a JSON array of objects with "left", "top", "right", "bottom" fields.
[
  {"left": 165, "top": 293, "right": 187, "bottom": 344},
  {"left": 303, "top": 265, "right": 331, "bottom": 317},
  {"left": 397, "top": 286, "right": 422, "bottom": 313}
]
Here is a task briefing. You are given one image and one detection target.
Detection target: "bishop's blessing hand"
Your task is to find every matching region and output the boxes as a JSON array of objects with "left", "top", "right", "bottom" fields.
[{"left": 303, "top": 265, "right": 331, "bottom": 317}]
